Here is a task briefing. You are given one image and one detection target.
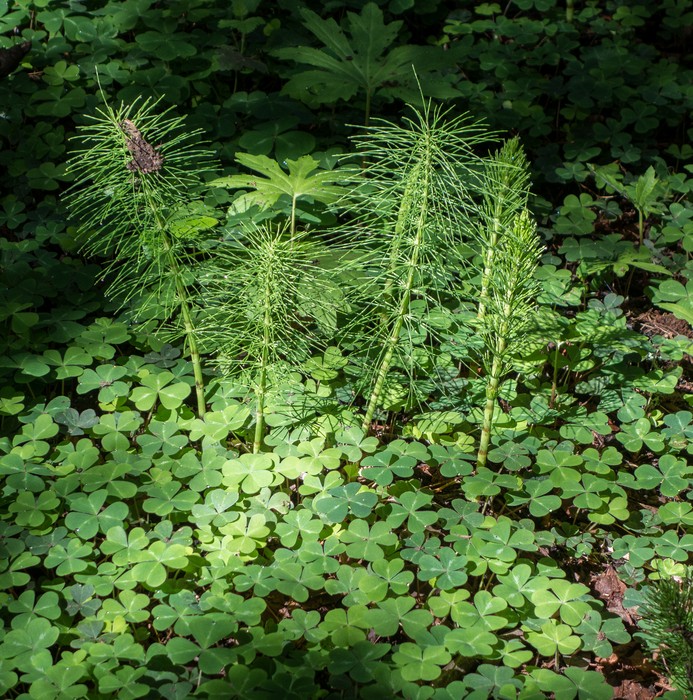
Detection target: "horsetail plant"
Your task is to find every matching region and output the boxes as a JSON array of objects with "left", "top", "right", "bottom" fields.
[
  {"left": 199, "top": 225, "right": 350, "bottom": 453},
  {"left": 206, "top": 152, "right": 356, "bottom": 451},
  {"left": 65, "top": 96, "right": 216, "bottom": 417},
  {"left": 637, "top": 567, "right": 693, "bottom": 696},
  {"left": 343, "top": 102, "right": 492, "bottom": 434},
  {"left": 475, "top": 208, "right": 542, "bottom": 470},
  {"left": 472, "top": 137, "right": 542, "bottom": 469},
  {"left": 476, "top": 137, "right": 531, "bottom": 323}
]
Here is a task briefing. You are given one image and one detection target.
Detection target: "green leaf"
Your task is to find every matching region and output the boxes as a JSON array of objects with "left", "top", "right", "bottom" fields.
[
  {"left": 101, "top": 526, "right": 149, "bottom": 566},
  {"left": 210, "top": 152, "right": 351, "bottom": 212},
  {"left": 445, "top": 626, "right": 498, "bottom": 657},
  {"left": 65, "top": 490, "right": 129, "bottom": 539},
  {"left": 274, "top": 4, "right": 403, "bottom": 105},
  {"left": 391, "top": 643, "right": 451, "bottom": 682},
  {"left": 9, "top": 491, "right": 60, "bottom": 528},
  {"left": 329, "top": 640, "right": 390, "bottom": 684},
  {"left": 320, "top": 606, "right": 370, "bottom": 647},
  {"left": 450, "top": 590, "right": 508, "bottom": 631},
  {"left": 135, "top": 31, "right": 196, "bottom": 61},
  {"left": 77, "top": 364, "right": 131, "bottom": 404},
  {"left": 142, "top": 481, "right": 199, "bottom": 515},
  {"left": 136, "top": 420, "right": 188, "bottom": 456},
  {"left": 526, "top": 620, "right": 581, "bottom": 657},
  {"left": 632, "top": 454, "right": 692, "bottom": 497},
  {"left": 222, "top": 453, "right": 281, "bottom": 494},
  {"left": 190, "top": 489, "right": 240, "bottom": 529},
  {"left": 43, "top": 346, "right": 92, "bottom": 379},
  {"left": 188, "top": 614, "right": 237, "bottom": 648},
  {"left": 100, "top": 590, "right": 151, "bottom": 624},
  {"left": 576, "top": 611, "right": 630, "bottom": 657},
  {"left": 64, "top": 584, "right": 100, "bottom": 617},
  {"left": 361, "top": 595, "right": 430, "bottom": 640},
  {"left": 128, "top": 560, "right": 166, "bottom": 589},
  {"left": 7, "top": 590, "right": 61, "bottom": 621},
  {"left": 92, "top": 411, "right": 143, "bottom": 452},
  {"left": 492, "top": 563, "right": 540, "bottom": 608},
  {"left": 417, "top": 548, "right": 468, "bottom": 590},
  {"left": 313, "top": 482, "right": 377, "bottom": 524},
  {"left": 186, "top": 404, "right": 250, "bottom": 442},
  {"left": 652, "top": 279, "right": 693, "bottom": 327},
  {"left": 387, "top": 490, "right": 438, "bottom": 533},
  {"left": 44, "top": 538, "right": 94, "bottom": 576},
  {"left": 55, "top": 407, "right": 99, "bottom": 436},
  {"left": 334, "top": 426, "right": 379, "bottom": 461},
  {"left": 0, "top": 453, "right": 50, "bottom": 493},
  {"left": 13, "top": 414, "right": 59, "bottom": 456},
  {"left": 168, "top": 203, "right": 218, "bottom": 240},
  {"left": 0, "top": 618, "right": 59, "bottom": 660},
  {"left": 531, "top": 579, "right": 592, "bottom": 626},
  {"left": 0, "top": 387, "right": 25, "bottom": 417},
  {"left": 275, "top": 4, "right": 456, "bottom": 115},
  {"left": 236, "top": 118, "right": 316, "bottom": 162},
  {"left": 130, "top": 371, "right": 191, "bottom": 411},
  {"left": 218, "top": 513, "right": 270, "bottom": 555},
  {"left": 341, "top": 519, "right": 398, "bottom": 561},
  {"left": 164, "top": 638, "right": 201, "bottom": 665},
  {"left": 658, "top": 502, "right": 693, "bottom": 527}
]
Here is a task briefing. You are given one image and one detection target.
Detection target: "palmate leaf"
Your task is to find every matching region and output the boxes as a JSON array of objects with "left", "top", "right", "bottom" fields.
[
  {"left": 273, "top": 3, "right": 455, "bottom": 120},
  {"left": 274, "top": 4, "right": 404, "bottom": 105},
  {"left": 652, "top": 279, "right": 693, "bottom": 327},
  {"left": 210, "top": 153, "right": 352, "bottom": 212}
]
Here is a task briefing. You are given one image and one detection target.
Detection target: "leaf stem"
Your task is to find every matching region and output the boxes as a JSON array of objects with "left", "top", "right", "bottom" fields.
[
  {"left": 477, "top": 215, "right": 501, "bottom": 322},
  {"left": 638, "top": 207, "right": 644, "bottom": 247},
  {"left": 158, "top": 224, "right": 206, "bottom": 418},
  {"left": 253, "top": 254, "right": 274, "bottom": 453},
  {"left": 550, "top": 341, "right": 561, "bottom": 409},
  {"left": 477, "top": 333, "right": 507, "bottom": 470}
]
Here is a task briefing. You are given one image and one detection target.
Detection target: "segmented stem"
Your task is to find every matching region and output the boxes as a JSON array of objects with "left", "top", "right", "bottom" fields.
[
  {"left": 253, "top": 268, "right": 273, "bottom": 453},
  {"left": 361, "top": 148, "right": 431, "bottom": 432},
  {"left": 163, "top": 238, "right": 206, "bottom": 418}
]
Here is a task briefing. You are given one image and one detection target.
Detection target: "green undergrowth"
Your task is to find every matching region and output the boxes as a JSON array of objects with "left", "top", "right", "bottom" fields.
[
  {"left": 1, "top": 316, "right": 693, "bottom": 699},
  {"left": 2, "top": 141, "right": 693, "bottom": 700},
  {"left": 1, "top": 0, "right": 693, "bottom": 698}
]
